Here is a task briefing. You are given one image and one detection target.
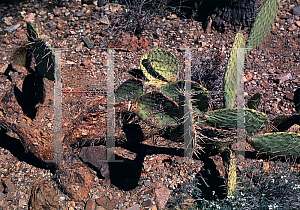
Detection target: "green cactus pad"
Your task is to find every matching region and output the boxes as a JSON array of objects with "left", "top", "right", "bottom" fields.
[
  {"left": 140, "top": 49, "right": 179, "bottom": 88},
  {"left": 26, "top": 23, "right": 55, "bottom": 81},
  {"left": 247, "top": 92, "right": 261, "bottom": 110},
  {"left": 221, "top": 148, "right": 236, "bottom": 196},
  {"left": 26, "top": 22, "right": 40, "bottom": 42},
  {"left": 246, "top": 0, "right": 278, "bottom": 53},
  {"left": 224, "top": 31, "right": 245, "bottom": 108},
  {"left": 205, "top": 108, "right": 268, "bottom": 134},
  {"left": 31, "top": 39, "right": 55, "bottom": 81},
  {"left": 115, "top": 79, "right": 144, "bottom": 102},
  {"left": 160, "top": 80, "right": 210, "bottom": 114},
  {"left": 248, "top": 132, "right": 300, "bottom": 158},
  {"left": 135, "top": 90, "right": 180, "bottom": 128},
  {"left": 11, "top": 44, "right": 31, "bottom": 67}
]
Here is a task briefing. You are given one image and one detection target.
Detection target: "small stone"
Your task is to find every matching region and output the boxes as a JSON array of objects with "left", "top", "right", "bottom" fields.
[
  {"left": 82, "top": 36, "right": 94, "bottom": 49},
  {"left": 76, "top": 42, "right": 84, "bottom": 52},
  {"left": 95, "top": 196, "right": 108, "bottom": 206},
  {"left": 285, "top": 93, "right": 294, "bottom": 101},
  {"left": 85, "top": 199, "right": 96, "bottom": 210},
  {"left": 296, "top": 21, "right": 300, "bottom": 27},
  {"left": 99, "top": 14, "right": 110, "bottom": 25},
  {"left": 139, "top": 37, "right": 148, "bottom": 48},
  {"left": 156, "top": 28, "right": 162, "bottom": 36},
  {"left": 47, "top": 21, "right": 57, "bottom": 29},
  {"left": 150, "top": 205, "right": 157, "bottom": 210},
  {"left": 53, "top": 8, "right": 62, "bottom": 16},
  {"left": 75, "top": 10, "right": 85, "bottom": 17},
  {"left": 167, "top": 14, "right": 177, "bottom": 20},
  {"left": 262, "top": 81, "right": 269, "bottom": 89},
  {"left": 126, "top": 204, "right": 140, "bottom": 210},
  {"left": 153, "top": 183, "right": 171, "bottom": 210},
  {"left": 200, "top": 34, "right": 205, "bottom": 39},
  {"left": 19, "top": 199, "right": 27, "bottom": 207},
  {"left": 4, "top": 24, "right": 20, "bottom": 32},
  {"left": 1, "top": 37, "right": 9, "bottom": 44},
  {"left": 289, "top": 24, "right": 297, "bottom": 31},
  {"left": 292, "top": 6, "right": 300, "bottom": 16},
  {"left": 274, "top": 73, "right": 292, "bottom": 84},
  {"left": 59, "top": 196, "right": 66, "bottom": 201},
  {"left": 244, "top": 73, "right": 253, "bottom": 82},
  {"left": 56, "top": 23, "right": 64, "bottom": 30},
  {"left": 23, "top": 13, "right": 35, "bottom": 23},
  {"left": 219, "top": 40, "right": 226, "bottom": 45},
  {"left": 279, "top": 27, "right": 285, "bottom": 31},
  {"left": 142, "top": 200, "right": 152, "bottom": 207},
  {"left": 3, "top": 17, "right": 13, "bottom": 25},
  {"left": 68, "top": 201, "right": 75, "bottom": 207}
]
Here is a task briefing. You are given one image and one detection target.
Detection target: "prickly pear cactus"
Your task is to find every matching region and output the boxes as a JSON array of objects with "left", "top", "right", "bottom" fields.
[
  {"left": 204, "top": 108, "right": 268, "bottom": 134},
  {"left": 135, "top": 90, "right": 181, "bottom": 128},
  {"left": 115, "top": 79, "right": 144, "bottom": 102},
  {"left": 140, "top": 49, "right": 179, "bottom": 88},
  {"left": 247, "top": 132, "right": 300, "bottom": 158},
  {"left": 159, "top": 80, "right": 210, "bottom": 115},
  {"left": 11, "top": 23, "right": 55, "bottom": 81},
  {"left": 224, "top": 31, "right": 245, "bottom": 108},
  {"left": 247, "top": 92, "right": 261, "bottom": 110},
  {"left": 221, "top": 147, "right": 236, "bottom": 196},
  {"left": 246, "top": 0, "right": 279, "bottom": 53}
]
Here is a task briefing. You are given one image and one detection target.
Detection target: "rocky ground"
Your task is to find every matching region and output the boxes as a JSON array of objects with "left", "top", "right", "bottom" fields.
[{"left": 0, "top": 0, "right": 300, "bottom": 209}]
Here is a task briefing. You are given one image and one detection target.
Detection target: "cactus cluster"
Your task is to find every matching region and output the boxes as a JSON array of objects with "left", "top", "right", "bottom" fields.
[{"left": 11, "top": 23, "right": 55, "bottom": 81}]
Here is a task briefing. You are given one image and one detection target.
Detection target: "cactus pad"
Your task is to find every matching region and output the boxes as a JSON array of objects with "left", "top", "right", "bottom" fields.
[
  {"left": 246, "top": 0, "right": 278, "bottom": 53},
  {"left": 221, "top": 147, "right": 236, "bottom": 196},
  {"left": 160, "top": 80, "right": 210, "bottom": 115},
  {"left": 11, "top": 44, "right": 31, "bottom": 67},
  {"left": 140, "top": 49, "right": 179, "bottom": 88},
  {"left": 205, "top": 108, "right": 268, "bottom": 134},
  {"left": 115, "top": 79, "right": 144, "bottom": 102},
  {"left": 247, "top": 92, "right": 261, "bottom": 110},
  {"left": 248, "top": 132, "right": 300, "bottom": 158},
  {"left": 224, "top": 31, "right": 245, "bottom": 108},
  {"left": 135, "top": 91, "right": 180, "bottom": 128}
]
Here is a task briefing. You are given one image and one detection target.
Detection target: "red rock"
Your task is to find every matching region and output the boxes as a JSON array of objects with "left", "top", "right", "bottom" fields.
[
  {"left": 95, "top": 196, "right": 108, "bottom": 206},
  {"left": 289, "top": 24, "right": 297, "bottom": 31},
  {"left": 262, "top": 81, "right": 269, "bottom": 88},
  {"left": 285, "top": 93, "right": 294, "bottom": 101},
  {"left": 153, "top": 183, "right": 171, "bottom": 210},
  {"left": 85, "top": 199, "right": 96, "bottom": 210},
  {"left": 244, "top": 73, "right": 253, "bottom": 82},
  {"left": 139, "top": 37, "right": 148, "bottom": 48}
]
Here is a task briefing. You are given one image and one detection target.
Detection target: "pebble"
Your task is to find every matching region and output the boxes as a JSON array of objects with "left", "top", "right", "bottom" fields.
[
  {"left": 288, "top": 24, "right": 297, "bottom": 31},
  {"left": 4, "top": 24, "right": 20, "bottom": 32},
  {"left": 292, "top": 6, "right": 300, "bottom": 15},
  {"left": 75, "top": 10, "right": 85, "bottom": 17}
]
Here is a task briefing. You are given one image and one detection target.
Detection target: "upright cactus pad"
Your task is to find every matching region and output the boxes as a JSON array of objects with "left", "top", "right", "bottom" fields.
[
  {"left": 224, "top": 31, "right": 245, "bottom": 108},
  {"left": 31, "top": 39, "right": 55, "bottom": 81},
  {"left": 246, "top": 0, "right": 278, "bottom": 53},
  {"left": 26, "top": 23, "right": 55, "bottom": 81},
  {"left": 205, "top": 108, "right": 268, "bottom": 134},
  {"left": 140, "top": 49, "right": 179, "bottom": 88},
  {"left": 135, "top": 91, "right": 180, "bottom": 128},
  {"left": 221, "top": 147, "right": 236, "bottom": 196},
  {"left": 115, "top": 79, "right": 144, "bottom": 102},
  {"left": 248, "top": 132, "right": 300, "bottom": 158}
]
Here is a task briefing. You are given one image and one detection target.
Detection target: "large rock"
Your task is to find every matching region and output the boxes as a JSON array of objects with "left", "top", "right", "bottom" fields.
[{"left": 28, "top": 179, "right": 59, "bottom": 210}]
